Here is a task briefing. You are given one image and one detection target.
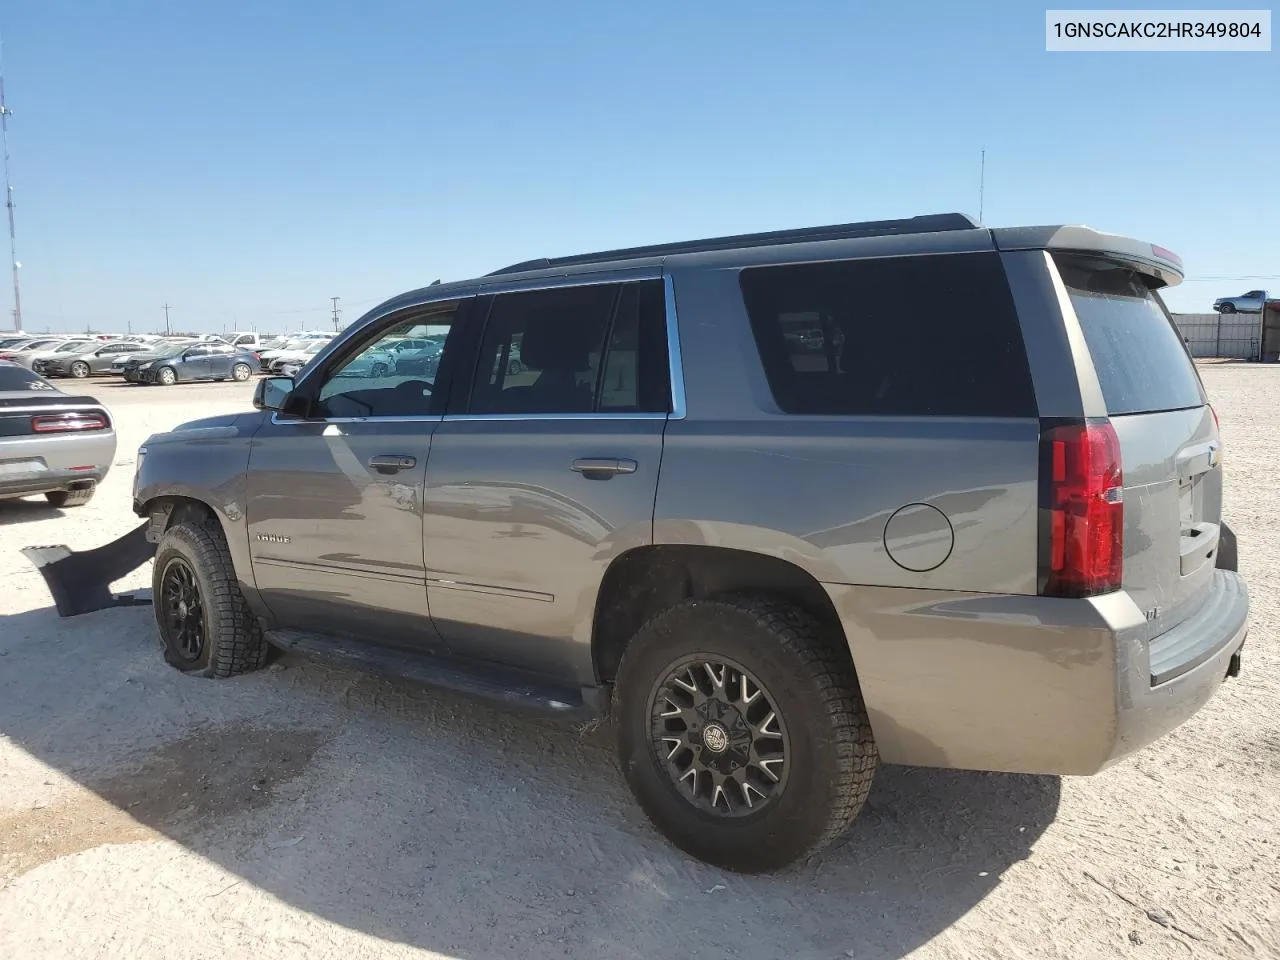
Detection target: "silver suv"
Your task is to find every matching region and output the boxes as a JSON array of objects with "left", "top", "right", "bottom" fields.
[{"left": 132, "top": 213, "right": 1249, "bottom": 872}]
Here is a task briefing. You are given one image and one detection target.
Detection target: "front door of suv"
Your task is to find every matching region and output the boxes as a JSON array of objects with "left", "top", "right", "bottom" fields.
[
  {"left": 244, "top": 297, "right": 471, "bottom": 651},
  {"left": 423, "top": 274, "right": 673, "bottom": 686}
]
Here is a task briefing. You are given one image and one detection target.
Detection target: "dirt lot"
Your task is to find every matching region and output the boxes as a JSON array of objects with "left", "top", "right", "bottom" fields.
[{"left": 1, "top": 369, "right": 1277, "bottom": 960}]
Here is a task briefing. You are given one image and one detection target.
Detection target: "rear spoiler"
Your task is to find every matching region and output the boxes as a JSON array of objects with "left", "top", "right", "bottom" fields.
[{"left": 993, "top": 226, "right": 1184, "bottom": 288}]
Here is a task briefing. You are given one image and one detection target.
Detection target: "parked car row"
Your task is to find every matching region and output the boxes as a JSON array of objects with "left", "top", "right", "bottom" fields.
[
  {"left": 0, "top": 330, "right": 344, "bottom": 387},
  {"left": 0, "top": 328, "right": 453, "bottom": 388}
]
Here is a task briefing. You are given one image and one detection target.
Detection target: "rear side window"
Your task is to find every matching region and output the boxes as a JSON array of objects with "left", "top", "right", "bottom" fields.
[
  {"left": 1054, "top": 254, "right": 1205, "bottom": 415},
  {"left": 739, "top": 253, "right": 1037, "bottom": 417}
]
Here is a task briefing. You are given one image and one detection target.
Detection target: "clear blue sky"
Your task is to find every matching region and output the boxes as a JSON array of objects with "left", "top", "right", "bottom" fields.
[{"left": 2, "top": 1, "right": 1277, "bottom": 333}]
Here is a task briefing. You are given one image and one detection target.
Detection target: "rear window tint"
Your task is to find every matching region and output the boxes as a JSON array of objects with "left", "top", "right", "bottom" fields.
[
  {"left": 0, "top": 364, "right": 57, "bottom": 392},
  {"left": 1054, "top": 254, "right": 1205, "bottom": 416},
  {"left": 739, "top": 252, "right": 1037, "bottom": 417}
]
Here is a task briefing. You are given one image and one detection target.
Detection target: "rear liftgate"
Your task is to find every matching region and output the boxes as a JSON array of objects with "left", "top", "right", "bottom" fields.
[{"left": 21, "top": 521, "right": 156, "bottom": 617}]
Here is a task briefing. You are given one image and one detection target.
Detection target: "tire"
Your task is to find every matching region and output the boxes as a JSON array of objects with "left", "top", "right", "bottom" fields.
[
  {"left": 152, "top": 520, "right": 271, "bottom": 678},
  {"left": 614, "top": 594, "right": 877, "bottom": 873},
  {"left": 1220, "top": 303, "right": 1236, "bottom": 314},
  {"left": 370, "top": 362, "right": 388, "bottom": 378},
  {"left": 157, "top": 366, "right": 177, "bottom": 386},
  {"left": 232, "top": 363, "right": 251, "bottom": 382},
  {"left": 70, "top": 361, "right": 91, "bottom": 379},
  {"left": 45, "top": 485, "right": 95, "bottom": 508}
]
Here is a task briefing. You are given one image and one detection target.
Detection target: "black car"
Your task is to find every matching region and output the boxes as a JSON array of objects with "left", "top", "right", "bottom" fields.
[{"left": 124, "top": 342, "right": 258, "bottom": 386}]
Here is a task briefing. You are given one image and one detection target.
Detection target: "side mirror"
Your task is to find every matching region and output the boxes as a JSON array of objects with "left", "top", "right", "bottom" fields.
[{"left": 253, "top": 376, "right": 294, "bottom": 411}]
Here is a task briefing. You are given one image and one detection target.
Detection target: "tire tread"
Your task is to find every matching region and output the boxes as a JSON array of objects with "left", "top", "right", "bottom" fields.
[
  {"left": 45, "top": 486, "right": 96, "bottom": 508},
  {"left": 614, "top": 592, "right": 877, "bottom": 871},
  {"left": 156, "top": 520, "right": 269, "bottom": 677}
]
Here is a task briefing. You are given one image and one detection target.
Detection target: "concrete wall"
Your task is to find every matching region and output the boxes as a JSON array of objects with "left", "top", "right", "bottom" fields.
[{"left": 1172, "top": 313, "right": 1261, "bottom": 360}]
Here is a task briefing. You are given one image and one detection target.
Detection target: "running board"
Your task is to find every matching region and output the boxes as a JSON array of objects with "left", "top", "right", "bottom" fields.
[
  {"left": 266, "top": 628, "right": 596, "bottom": 717},
  {"left": 21, "top": 522, "right": 157, "bottom": 617}
]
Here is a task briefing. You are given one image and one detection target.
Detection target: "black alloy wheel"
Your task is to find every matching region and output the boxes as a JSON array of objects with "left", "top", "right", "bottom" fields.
[
  {"left": 648, "top": 656, "right": 790, "bottom": 816},
  {"left": 159, "top": 556, "right": 205, "bottom": 663}
]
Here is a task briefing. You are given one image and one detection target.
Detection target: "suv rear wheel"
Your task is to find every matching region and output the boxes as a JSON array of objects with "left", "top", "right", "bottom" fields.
[
  {"left": 153, "top": 519, "right": 271, "bottom": 678},
  {"left": 614, "top": 594, "right": 877, "bottom": 872}
]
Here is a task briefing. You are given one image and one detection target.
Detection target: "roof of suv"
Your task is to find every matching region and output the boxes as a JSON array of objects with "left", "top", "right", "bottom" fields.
[{"left": 376, "top": 213, "right": 1184, "bottom": 321}]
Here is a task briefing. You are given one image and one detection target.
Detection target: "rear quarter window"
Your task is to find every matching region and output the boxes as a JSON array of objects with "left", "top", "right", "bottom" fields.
[
  {"left": 739, "top": 252, "right": 1037, "bottom": 417},
  {"left": 1054, "top": 254, "right": 1205, "bottom": 416}
]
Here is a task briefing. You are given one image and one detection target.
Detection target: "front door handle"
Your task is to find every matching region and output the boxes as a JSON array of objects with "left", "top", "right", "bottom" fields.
[
  {"left": 368, "top": 454, "right": 417, "bottom": 474},
  {"left": 571, "top": 457, "right": 638, "bottom": 478}
]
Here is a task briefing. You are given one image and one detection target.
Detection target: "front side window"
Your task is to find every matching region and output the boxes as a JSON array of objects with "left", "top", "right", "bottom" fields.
[
  {"left": 469, "top": 279, "right": 669, "bottom": 415},
  {"left": 314, "top": 306, "right": 458, "bottom": 418}
]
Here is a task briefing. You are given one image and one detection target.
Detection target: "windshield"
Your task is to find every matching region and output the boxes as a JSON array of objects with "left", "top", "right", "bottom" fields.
[
  {"left": 281, "top": 339, "right": 310, "bottom": 351},
  {"left": 304, "top": 341, "right": 326, "bottom": 354},
  {"left": 55, "top": 341, "right": 90, "bottom": 352},
  {"left": 67, "top": 341, "right": 100, "bottom": 354},
  {"left": 146, "top": 344, "right": 187, "bottom": 358}
]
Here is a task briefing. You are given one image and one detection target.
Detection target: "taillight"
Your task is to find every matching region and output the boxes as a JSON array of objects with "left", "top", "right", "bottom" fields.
[
  {"left": 31, "top": 411, "right": 110, "bottom": 433},
  {"left": 1039, "top": 419, "right": 1123, "bottom": 598}
]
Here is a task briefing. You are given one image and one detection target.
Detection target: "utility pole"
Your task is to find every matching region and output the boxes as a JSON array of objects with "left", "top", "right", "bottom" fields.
[
  {"left": 0, "top": 34, "right": 22, "bottom": 332},
  {"left": 330, "top": 296, "right": 341, "bottom": 331},
  {"left": 163, "top": 302, "right": 171, "bottom": 336},
  {"left": 978, "top": 147, "right": 986, "bottom": 223}
]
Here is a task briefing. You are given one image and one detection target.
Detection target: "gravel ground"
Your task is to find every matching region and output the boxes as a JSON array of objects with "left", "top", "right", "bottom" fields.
[{"left": 0, "top": 367, "right": 1277, "bottom": 960}]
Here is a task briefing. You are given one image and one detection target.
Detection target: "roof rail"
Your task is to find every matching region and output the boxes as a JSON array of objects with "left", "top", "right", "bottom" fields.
[{"left": 485, "top": 213, "right": 982, "bottom": 277}]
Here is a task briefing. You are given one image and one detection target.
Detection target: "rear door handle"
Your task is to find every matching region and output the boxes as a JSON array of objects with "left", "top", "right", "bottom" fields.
[
  {"left": 571, "top": 457, "right": 638, "bottom": 478},
  {"left": 368, "top": 454, "right": 417, "bottom": 474}
]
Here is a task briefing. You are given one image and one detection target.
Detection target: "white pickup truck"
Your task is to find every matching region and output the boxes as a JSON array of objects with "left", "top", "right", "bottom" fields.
[{"left": 1213, "top": 289, "right": 1277, "bottom": 314}]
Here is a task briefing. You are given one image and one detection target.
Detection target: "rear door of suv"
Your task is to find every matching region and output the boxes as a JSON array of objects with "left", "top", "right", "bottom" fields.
[
  {"left": 1052, "top": 252, "right": 1221, "bottom": 659},
  {"left": 422, "top": 272, "right": 672, "bottom": 685}
]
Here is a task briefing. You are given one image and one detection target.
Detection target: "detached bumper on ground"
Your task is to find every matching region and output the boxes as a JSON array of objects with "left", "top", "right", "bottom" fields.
[{"left": 21, "top": 522, "right": 156, "bottom": 617}]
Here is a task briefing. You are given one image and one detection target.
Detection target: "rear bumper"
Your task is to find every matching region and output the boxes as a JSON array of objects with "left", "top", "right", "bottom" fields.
[
  {"left": 823, "top": 569, "right": 1248, "bottom": 776},
  {"left": 1107, "top": 570, "right": 1248, "bottom": 769},
  {"left": 0, "top": 431, "right": 117, "bottom": 499}
]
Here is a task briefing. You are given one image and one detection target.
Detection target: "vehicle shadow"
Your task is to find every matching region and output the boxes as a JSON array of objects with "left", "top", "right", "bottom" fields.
[
  {"left": 0, "top": 499, "right": 64, "bottom": 527},
  {"left": 0, "top": 604, "right": 1061, "bottom": 960}
]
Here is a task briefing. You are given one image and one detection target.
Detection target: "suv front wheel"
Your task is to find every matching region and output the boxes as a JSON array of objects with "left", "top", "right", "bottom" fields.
[
  {"left": 614, "top": 594, "right": 877, "bottom": 872},
  {"left": 153, "top": 519, "right": 271, "bottom": 677}
]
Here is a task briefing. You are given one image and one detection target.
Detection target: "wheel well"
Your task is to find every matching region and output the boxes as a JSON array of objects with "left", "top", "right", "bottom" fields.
[
  {"left": 145, "top": 496, "right": 219, "bottom": 535},
  {"left": 591, "top": 545, "right": 849, "bottom": 685}
]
